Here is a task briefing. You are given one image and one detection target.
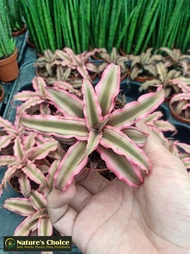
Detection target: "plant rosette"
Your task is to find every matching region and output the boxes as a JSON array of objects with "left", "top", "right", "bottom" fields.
[
  {"left": 18, "top": 64, "right": 165, "bottom": 190},
  {"left": 169, "top": 93, "right": 190, "bottom": 124}
]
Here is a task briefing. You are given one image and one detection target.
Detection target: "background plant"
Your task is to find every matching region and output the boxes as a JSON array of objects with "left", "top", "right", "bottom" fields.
[
  {"left": 0, "top": 0, "right": 15, "bottom": 58},
  {"left": 5, "top": 0, "right": 23, "bottom": 33},
  {"left": 20, "top": 0, "right": 63, "bottom": 54}
]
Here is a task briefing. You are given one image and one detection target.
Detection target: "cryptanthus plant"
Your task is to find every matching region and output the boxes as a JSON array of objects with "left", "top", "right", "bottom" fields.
[{"left": 20, "top": 64, "right": 165, "bottom": 190}]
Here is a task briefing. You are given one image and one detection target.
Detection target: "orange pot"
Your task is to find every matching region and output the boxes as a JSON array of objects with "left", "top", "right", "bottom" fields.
[
  {"left": 0, "top": 48, "right": 19, "bottom": 82},
  {"left": 12, "top": 24, "right": 26, "bottom": 37}
]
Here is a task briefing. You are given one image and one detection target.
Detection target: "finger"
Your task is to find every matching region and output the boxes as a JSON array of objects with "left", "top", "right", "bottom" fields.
[
  {"left": 69, "top": 185, "right": 92, "bottom": 212},
  {"left": 47, "top": 185, "right": 78, "bottom": 235},
  {"left": 76, "top": 170, "right": 110, "bottom": 194}
]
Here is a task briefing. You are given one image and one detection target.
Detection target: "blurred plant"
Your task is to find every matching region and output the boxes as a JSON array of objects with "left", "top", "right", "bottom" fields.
[
  {"left": 5, "top": 0, "right": 23, "bottom": 32},
  {"left": 0, "top": 0, "right": 15, "bottom": 58},
  {"left": 97, "top": 47, "right": 129, "bottom": 79},
  {"left": 129, "top": 48, "right": 163, "bottom": 80}
]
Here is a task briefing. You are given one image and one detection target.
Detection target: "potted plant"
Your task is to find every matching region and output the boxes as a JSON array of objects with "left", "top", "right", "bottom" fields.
[
  {"left": 96, "top": 47, "right": 129, "bottom": 81},
  {"left": 138, "top": 62, "right": 187, "bottom": 100},
  {"left": 54, "top": 47, "right": 102, "bottom": 83},
  {"left": 129, "top": 48, "right": 163, "bottom": 82},
  {"left": 157, "top": 47, "right": 190, "bottom": 76},
  {"left": 0, "top": 0, "right": 19, "bottom": 82},
  {"left": 169, "top": 92, "right": 190, "bottom": 124},
  {"left": 1, "top": 63, "right": 190, "bottom": 240},
  {"left": 5, "top": 0, "right": 26, "bottom": 37}
]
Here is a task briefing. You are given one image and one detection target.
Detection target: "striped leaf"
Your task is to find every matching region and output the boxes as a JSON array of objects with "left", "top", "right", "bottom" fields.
[
  {"left": 82, "top": 79, "right": 102, "bottom": 129},
  {"left": 46, "top": 87, "right": 84, "bottom": 117},
  {"left": 29, "top": 190, "right": 46, "bottom": 210},
  {"left": 97, "top": 145, "right": 144, "bottom": 187},
  {"left": 20, "top": 115, "right": 88, "bottom": 140},
  {"left": 29, "top": 141, "right": 58, "bottom": 161},
  {"left": 22, "top": 161, "right": 48, "bottom": 187},
  {"left": 3, "top": 198, "right": 36, "bottom": 216},
  {"left": 107, "top": 87, "right": 164, "bottom": 128},
  {"left": 95, "top": 64, "right": 120, "bottom": 116},
  {"left": 55, "top": 141, "right": 88, "bottom": 191},
  {"left": 38, "top": 217, "right": 53, "bottom": 236},
  {"left": 14, "top": 216, "right": 37, "bottom": 236},
  {"left": 19, "top": 174, "right": 31, "bottom": 198},
  {"left": 101, "top": 126, "right": 151, "bottom": 173},
  {"left": 122, "top": 127, "right": 148, "bottom": 147}
]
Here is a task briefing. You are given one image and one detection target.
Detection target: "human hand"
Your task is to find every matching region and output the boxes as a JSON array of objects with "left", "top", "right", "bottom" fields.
[{"left": 47, "top": 129, "right": 190, "bottom": 254}]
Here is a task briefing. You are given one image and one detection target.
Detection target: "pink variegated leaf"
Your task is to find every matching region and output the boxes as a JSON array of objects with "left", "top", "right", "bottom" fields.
[
  {"left": 122, "top": 127, "right": 148, "bottom": 147},
  {"left": 32, "top": 77, "right": 47, "bottom": 95},
  {"left": 0, "top": 155, "right": 15, "bottom": 166},
  {"left": 77, "top": 65, "right": 91, "bottom": 81},
  {"left": 36, "top": 163, "right": 50, "bottom": 174},
  {"left": 14, "top": 137, "right": 24, "bottom": 161},
  {"left": 47, "top": 160, "right": 60, "bottom": 193},
  {"left": 14, "top": 216, "right": 37, "bottom": 236},
  {"left": 3, "top": 198, "right": 36, "bottom": 216},
  {"left": 176, "top": 142, "right": 190, "bottom": 154},
  {"left": 29, "top": 190, "right": 46, "bottom": 210},
  {"left": 107, "top": 87, "right": 165, "bottom": 128},
  {"left": 22, "top": 133, "right": 36, "bottom": 150},
  {"left": 154, "top": 120, "right": 177, "bottom": 133},
  {"left": 97, "top": 145, "right": 144, "bottom": 187},
  {"left": 0, "top": 135, "right": 13, "bottom": 149},
  {"left": 170, "top": 78, "right": 190, "bottom": 93},
  {"left": 22, "top": 161, "right": 48, "bottom": 187},
  {"left": 19, "top": 174, "right": 31, "bottom": 198},
  {"left": 143, "top": 111, "right": 164, "bottom": 123},
  {"left": 31, "top": 208, "right": 48, "bottom": 221},
  {"left": 38, "top": 217, "right": 53, "bottom": 236},
  {"left": 16, "top": 97, "right": 44, "bottom": 115},
  {"left": 53, "top": 80, "right": 80, "bottom": 93},
  {"left": 101, "top": 126, "right": 151, "bottom": 173},
  {"left": 95, "top": 64, "right": 120, "bottom": 116},
  {"left": 0, "top": 164, "right": 21, "bottom": 191},
  {"left": 55, "top": 141, "right": 88, "bottom": 191},
  {"left": 20, "top": 115, "right": 88, "bottom": 140},
  {"left": 84, "top": 131, "right": 102, "bottom": 157},
  {"left": 82, "top": 79, "right": 102, "bottom": 129},
  {"left": 0, "top": 117, "right": 14, "bottom": 128},
  {"left": 13, "top": 91, "right": 39, "bottom": 101},
  {"left": 46, "top": 87, "right": 83, "bottom": 117},
  {"left": 29, "top": 141, "right": 58, "bottom": 161}
]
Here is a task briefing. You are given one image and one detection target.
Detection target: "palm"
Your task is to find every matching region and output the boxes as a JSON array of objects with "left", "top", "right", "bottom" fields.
[{"left": 48, "top": 135, "right": 190, "bottom": 254}]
